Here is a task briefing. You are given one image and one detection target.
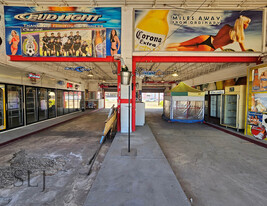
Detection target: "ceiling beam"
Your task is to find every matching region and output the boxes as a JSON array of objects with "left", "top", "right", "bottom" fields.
[
  {"left": 61, "top": 0, "right": 69, "bottom": 6},
  {"left": 153, "top": 0, "right": 157, "bottom": 7},
  {"left": 237, "top": 0, "right": 248, "bottom": 7},
  {"left": 91, "top": 62, "right": 114, "bottom": 80},
  {"left": 0, "top": 0, "right": 7, "bottom": 5},
  {"left": 30, "top": 0, "right": 39, "bottom": 6},
  {"left": 91, "top": 0, "right": 97, "bottom": 6}
]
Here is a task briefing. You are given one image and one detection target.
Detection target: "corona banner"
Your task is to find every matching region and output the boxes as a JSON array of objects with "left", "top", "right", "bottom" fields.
[
  {"left": 4, "top": 6, "right": 121, "bottom": 57},
  {"left": 134, "top": 9, "right": 263, "bottom": 52}
]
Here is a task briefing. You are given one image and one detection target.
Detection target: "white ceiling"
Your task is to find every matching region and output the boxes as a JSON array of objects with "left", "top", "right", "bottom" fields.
[
  {"left": 1, "top": 0, "right": 266, "bottom": 8},
  {"left": 1, "top": 0, "right": 266, "bottom": 85}
]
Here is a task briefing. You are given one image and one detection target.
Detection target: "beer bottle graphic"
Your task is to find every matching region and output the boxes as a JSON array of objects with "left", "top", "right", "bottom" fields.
[
  {"left": 135, "top": 10, "right": 169, "bottom": 51},
  {"left": 252, "top": 69, "right": 260, "bottom": 91},
  {"left": 95, "top": 30, "right": 104, "bottom": 57}
]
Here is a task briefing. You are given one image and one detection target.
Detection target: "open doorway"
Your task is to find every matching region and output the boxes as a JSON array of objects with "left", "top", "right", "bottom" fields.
[
  {"left": 142, "top": 93, "right": 163, "bottom": 109},
  {"left": 105, "top": 92, "right": 117, "bottom": 109}
]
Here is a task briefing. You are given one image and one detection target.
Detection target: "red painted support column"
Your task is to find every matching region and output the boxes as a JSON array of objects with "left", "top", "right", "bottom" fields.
[
  {"left": 103, "top": 90, "right": 105, "bottom": 109},
  {"left": 117, "top": 60, "right": 121, "bottom": 132},
  {"left": 132, "top": 59, "right": 136, "bottom": 132}
]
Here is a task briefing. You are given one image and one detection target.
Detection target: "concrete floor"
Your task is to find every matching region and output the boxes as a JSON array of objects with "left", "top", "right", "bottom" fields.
[
  {"left": 0, "top": 110, "right": 111, "bottom": 206},
  {"left": 84, "top": 124, "right": 190, "bottom": 206},
  {"left": 146, "top": 109, "right": 267, "bottom": 206}
]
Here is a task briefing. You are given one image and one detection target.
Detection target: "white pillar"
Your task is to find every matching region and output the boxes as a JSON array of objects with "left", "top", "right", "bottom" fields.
[{"left": 120, "top": 7, "right": 134, "bottom": 133}]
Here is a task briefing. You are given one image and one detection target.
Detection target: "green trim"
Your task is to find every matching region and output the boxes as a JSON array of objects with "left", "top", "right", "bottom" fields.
[{"left": 171, "top": 92, "right": 188, "bottom": 96}]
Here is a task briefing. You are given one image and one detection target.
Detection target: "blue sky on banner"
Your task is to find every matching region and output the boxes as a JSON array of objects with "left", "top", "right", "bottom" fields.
[{"left": 4, "top": 6, "right": 121, "bottom": 28}]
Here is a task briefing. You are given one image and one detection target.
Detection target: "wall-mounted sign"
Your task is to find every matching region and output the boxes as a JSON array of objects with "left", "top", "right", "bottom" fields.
[
  {"left": 4, "top": 6, "right": 121, "bottom": 57},
  {"left": 136, "top": 68, "right": 178, "bottom": 77},
  {"left": 0, "top": 14, "right": 2, "bottom": 46},
  {"left": 14, "top": 11, "right": 105, "bottom": 24},
  {"left": 134, "top": 9, "right": 262, "bottom": 52},
  {"left": 67, "top": 83, "right": 73, "bottom": 88},
  {"left": 57, "top": 80, "right": 65, "bottom": 85},
  {"left": 210, "top": 90, "right": 224, "bottom": 95},
  {"left": 65, "top": 66, "right": 91, "bottom": 72},
  {"left": 28, "top": 73, "right": 40, "bottom": 79}
]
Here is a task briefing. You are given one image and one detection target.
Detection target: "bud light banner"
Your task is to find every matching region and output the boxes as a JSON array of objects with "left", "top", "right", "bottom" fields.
[
  {"left": 4, "top": 6, "right": 121, "bottom": 57},
  {"left": 134, "top": 9, "right": 263, "bottom": 52}
]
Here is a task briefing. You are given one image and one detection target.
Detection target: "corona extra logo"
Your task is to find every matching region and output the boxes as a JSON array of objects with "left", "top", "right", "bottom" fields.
[{"left": 14, "top": 11, "right": 106, "bottom": 24}]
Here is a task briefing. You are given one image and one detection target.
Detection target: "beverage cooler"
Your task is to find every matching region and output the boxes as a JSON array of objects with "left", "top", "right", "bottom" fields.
[
  {"left": 0, "top": 85, "right": 6, "bottom": 131},
  {"left": 220, "top": 85, "right": 246, "bottom": 130},
  {"left": 205, "top": 90, "right": 224, "bottom": 125}
]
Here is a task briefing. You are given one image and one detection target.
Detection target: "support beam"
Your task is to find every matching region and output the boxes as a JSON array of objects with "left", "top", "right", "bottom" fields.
[
  {"left": 133, "top": 56, "right": 261, "bottom": 63},
  {"left": 9, "top": 56, "right": 115, "bottom": 62}
]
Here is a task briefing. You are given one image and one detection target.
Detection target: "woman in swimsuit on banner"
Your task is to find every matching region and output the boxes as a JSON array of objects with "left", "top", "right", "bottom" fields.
[
  {"left": 110, "top": 29, "right": 120, "bottom": 56},
  {"left": 9, "top": 30, "right": 20, "bottom": 55},
  {"left": 165, "top": 15, "right": 251, "bottom": 52}
]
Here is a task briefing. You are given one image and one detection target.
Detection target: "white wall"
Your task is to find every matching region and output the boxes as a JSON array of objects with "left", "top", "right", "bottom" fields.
[
  {"left": 88, "top": 81, "right": 99, "bottom": 91},
  {"left": 183, "top": 64, "right": 256, "bottom": 86},
  {"left": 121, "top": 7, "right": 133, "bottom": 71},
  {"left": 0, "top": 64, "right": 85, "bottom": 90},
  {"left": 0, "top": 5, "right": 6, "bottom": 64},
  {"left": 264, "top": 8, "right": 267, "bottom": 53}
]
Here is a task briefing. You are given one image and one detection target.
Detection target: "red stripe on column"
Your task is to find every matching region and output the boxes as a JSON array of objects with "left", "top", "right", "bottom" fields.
[
  {"left": 117, "top": 60, "right": 121, "bottom": 132},
  {"left": 121, "top": 99, "right": 133, "bottom": 104},
  {"left": 132, "top": 61, "right": 136, "bottom": 132}
]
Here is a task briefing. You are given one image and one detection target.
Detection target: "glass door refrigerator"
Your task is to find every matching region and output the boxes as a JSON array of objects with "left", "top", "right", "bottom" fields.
[
  {"left": 205, "top": 90, "right": 224, "bottom": 125},
  {"left": 220, "top": 85, "right": 246, "bottom": 130},
  {"left": 0, "top": 85, "right": 6, "bottom": 131}
]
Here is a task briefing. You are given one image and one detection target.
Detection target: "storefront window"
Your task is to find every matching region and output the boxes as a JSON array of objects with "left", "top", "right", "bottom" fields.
[
  {"left": 0, "top": 85, "right": 6, "bottom": 130},
  {"left": 38, "top": 88, "right": 48, "bottom": 121},
  {"left": 57, "top": 90, "right": 64, "bottom": 116},
  {"left": 48, "top": 89, "right": 56, "bottom": 118},
  {"left": 81, "top": 91, "right": 85, "bottom": 110},
  {"left": 7, "top": 85, "right": 24, "bottom": 128},
  {"left": 74, "top": 91, "right": 78, "bottom": 111},
  {"left": 26, "top": 87, "right": 38, "bottom": 124},
  {"left": 64, "top": 91, "right": 69, "bottom": 114},
  {"left": 69, "top": 91, "right": 74, "bottom": 112},
  {"left": 78, "top": 91, "right": 82, "bottom": 111}
]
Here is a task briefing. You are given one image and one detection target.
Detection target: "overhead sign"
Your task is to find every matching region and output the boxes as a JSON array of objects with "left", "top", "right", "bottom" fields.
[
  {"left": 136, "top": 67, "right": 177, "bottom": 77},
  {"left": 134, "top": 9, "right": 263, "bottom": 52},
  {"left": 57, "top": 80, "right": 65, "bottom": 85},
  {"left": 64, "top": 66, "right": 91, "bottom": 72},
  {"left": 210, "top": 90, "right": 224, "bottom": 94},
  {"left": 4, "top": 6, "right": 121, "bottom": 57},
  {"left": 67, "top": 83, "right": 73, "bottom": 88},
  {"left": 28, "top": 73, "right": 40, "bottom": 79}
]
